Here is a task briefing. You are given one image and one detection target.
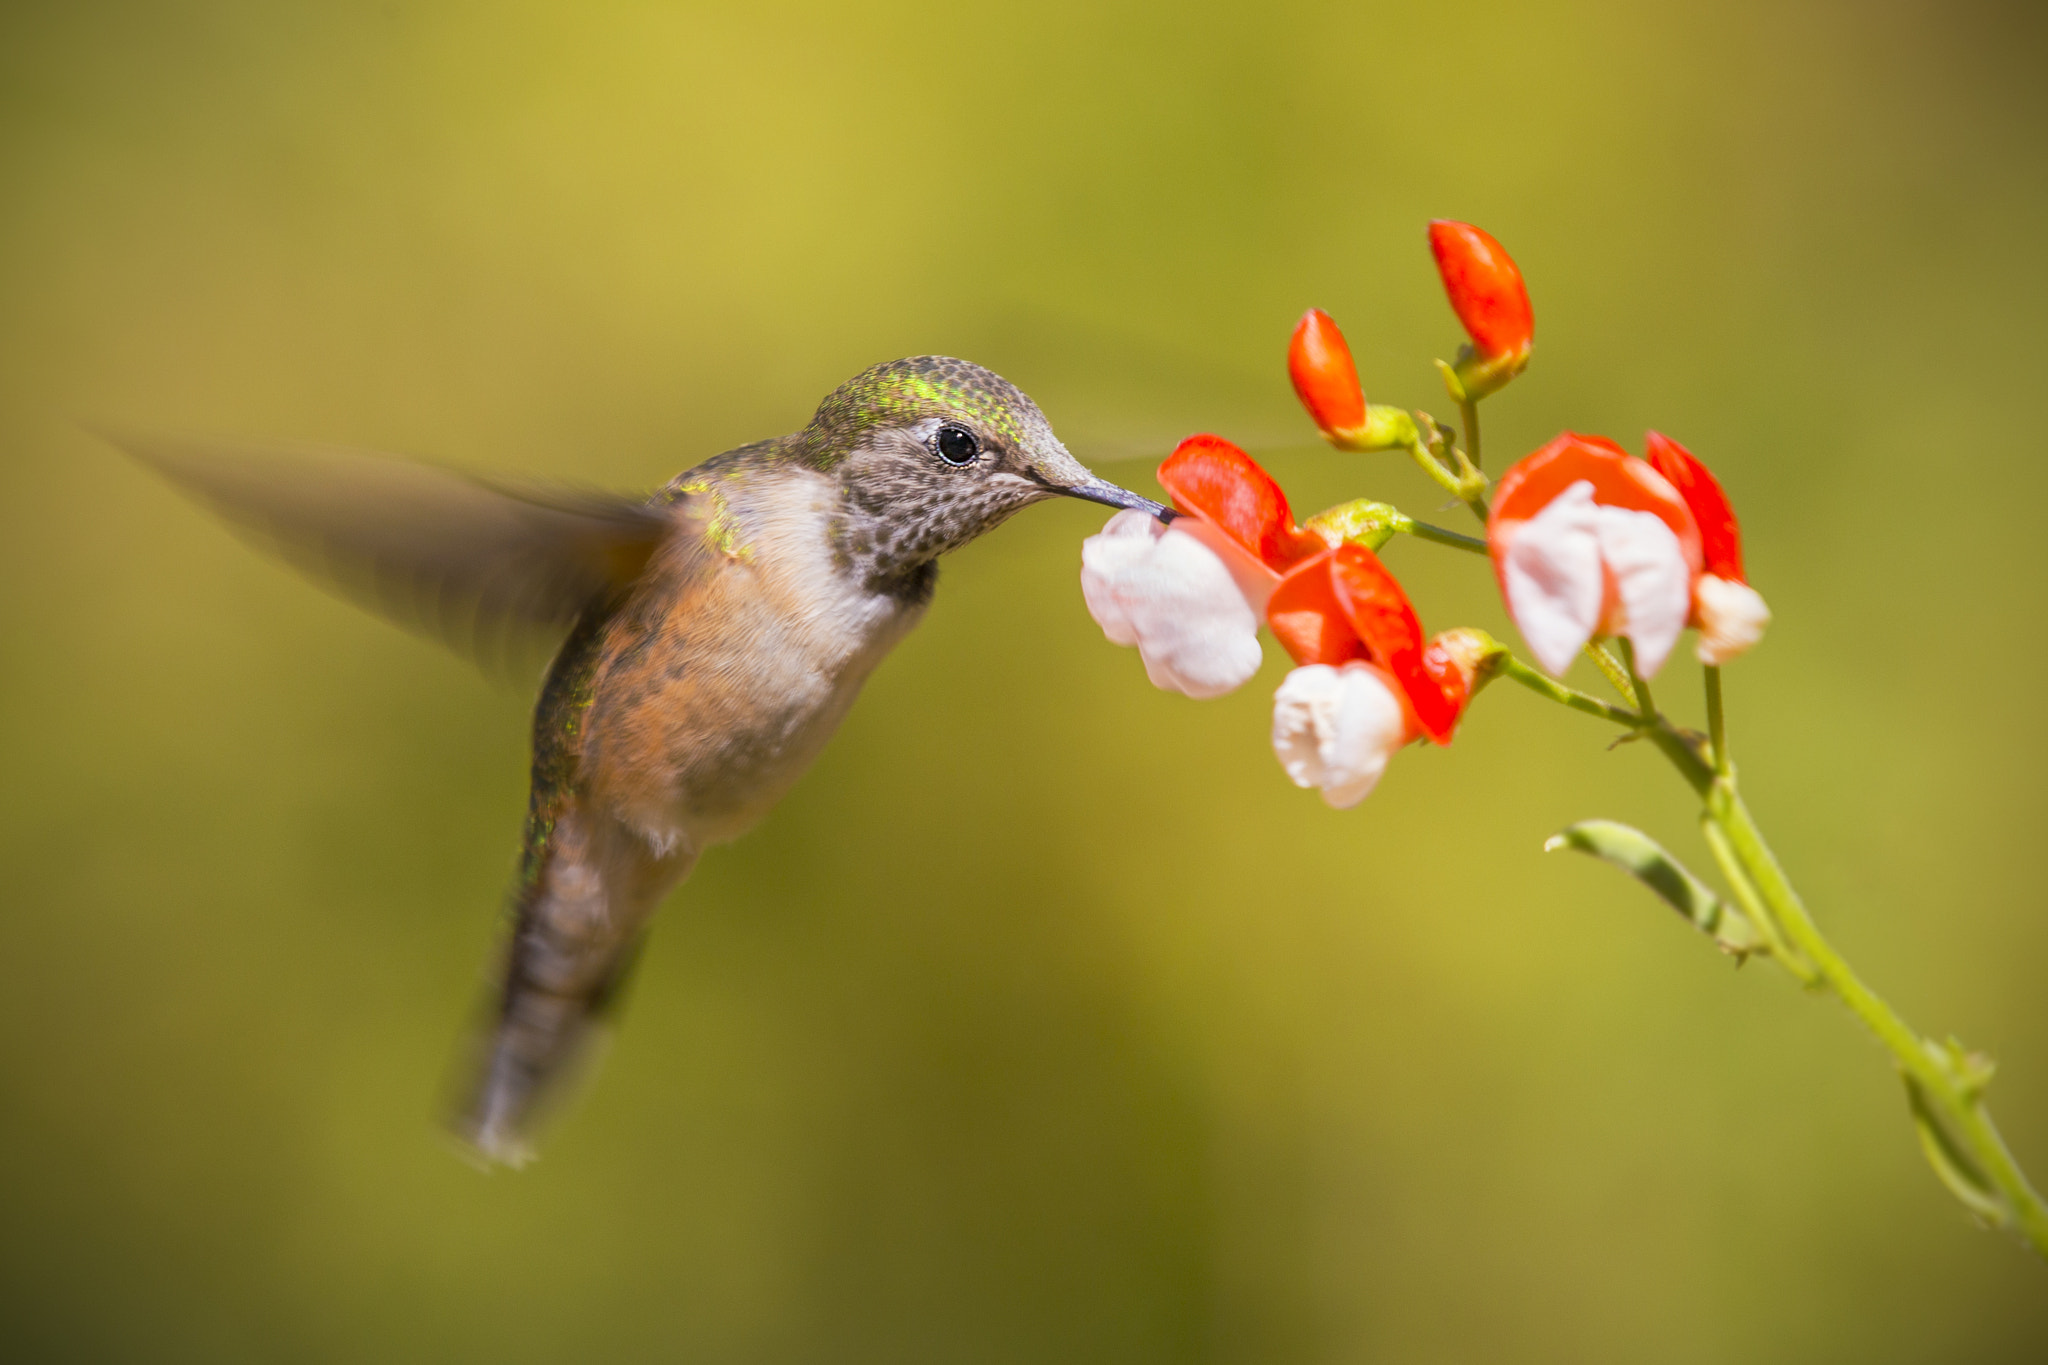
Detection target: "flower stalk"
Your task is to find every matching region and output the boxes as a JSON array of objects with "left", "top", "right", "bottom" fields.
[
  {"left": 1540, "top": 655, "right": 2048, "bottom": 1257},
  {"left": 1709, "top": 764, "right": 2048, "bottom": 1254}
]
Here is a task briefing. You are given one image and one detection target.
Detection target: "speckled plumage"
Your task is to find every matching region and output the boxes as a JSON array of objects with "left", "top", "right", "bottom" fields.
[{"left": 114, "top": 357, "right": 1167, "bottom": 1165}]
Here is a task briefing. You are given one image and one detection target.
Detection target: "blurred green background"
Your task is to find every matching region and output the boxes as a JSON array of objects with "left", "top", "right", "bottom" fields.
[{"left": 4, "top": 0, "right": 2047, "bottom": 1359}]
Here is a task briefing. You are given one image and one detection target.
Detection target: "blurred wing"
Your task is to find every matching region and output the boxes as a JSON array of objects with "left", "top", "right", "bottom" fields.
[{"left": 108, "top": 431, "right": 675, "bottom": 666}]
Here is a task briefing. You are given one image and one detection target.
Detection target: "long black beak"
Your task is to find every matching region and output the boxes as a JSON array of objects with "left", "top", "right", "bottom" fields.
[{"left": 1050, "top": 475, "right": 1175, "bottom": 522}]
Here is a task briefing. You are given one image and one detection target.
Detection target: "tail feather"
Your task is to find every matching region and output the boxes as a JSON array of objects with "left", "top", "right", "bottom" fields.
[{"left": 449, "top": 802, "right": 691, "bottom": 1165}]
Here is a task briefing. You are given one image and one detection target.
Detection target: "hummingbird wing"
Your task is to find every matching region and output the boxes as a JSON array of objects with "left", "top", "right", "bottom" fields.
[{"left": 106, "top": 431, "right": 674, "bottom": 668}]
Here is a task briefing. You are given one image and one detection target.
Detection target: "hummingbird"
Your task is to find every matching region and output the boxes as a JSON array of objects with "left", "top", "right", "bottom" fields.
[{"left": 113, "top": 355, "right": 1169, "bottom": 1165}]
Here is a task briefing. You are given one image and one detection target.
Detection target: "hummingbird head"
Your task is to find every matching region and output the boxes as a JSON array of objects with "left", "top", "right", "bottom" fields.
[{"left": 802, "top": 356, "right": 1168, "bottom": 590}]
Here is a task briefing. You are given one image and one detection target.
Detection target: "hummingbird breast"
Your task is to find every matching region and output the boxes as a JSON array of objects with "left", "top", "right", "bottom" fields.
[{"left": 573, "top": 465, "right": 927, "bottom": 856}]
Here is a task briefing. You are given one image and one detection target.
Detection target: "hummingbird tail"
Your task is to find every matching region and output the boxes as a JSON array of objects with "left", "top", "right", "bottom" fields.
[{"left": 448, "top": 802, "right": 692, "bottom": 1166}]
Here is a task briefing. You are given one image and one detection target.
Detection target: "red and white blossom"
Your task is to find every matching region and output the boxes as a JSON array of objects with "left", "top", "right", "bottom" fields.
[
  {"left": 1080, "top": 509, "right": 1264, "bottom": 699},
  {"left": 1264, "top": 543, "right": 1480, "bottom": 805},
  {"left": 1488, "top": 432, "right": 1770, "bottom": 677},
  {"left": 1487, "top": 434, "right": 1702, "bottom": 679},
  {"left": 1080, "top": 434, "right": 1328, "bottom": 698},
  {"left": 1272, "top": 662, "right": 1411, "bottom": 808}
]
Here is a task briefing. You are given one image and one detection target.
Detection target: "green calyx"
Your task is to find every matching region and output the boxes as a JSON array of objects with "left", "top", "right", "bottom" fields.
[
  {"left": 1304, "top": 498, "right": 1406, "bottom": 550},
  {"left": 1326, "top": 403, "right": 1421, "bottom": 453},
  {"left": 1303, "top": 499, "right": 1493, "bottom": 558},
  {"left": 1437, "top": 344, "right": 1531, "bottom": 405}
]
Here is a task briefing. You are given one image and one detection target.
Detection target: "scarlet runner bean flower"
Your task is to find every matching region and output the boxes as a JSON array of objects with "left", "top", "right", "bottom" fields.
[
  {"left": 1267, "top": 544, "right": 1483, "bottom": 806},
  {"left": 1080, "top": 511, "right": 1264, "bottom": 699},
  {"left": 1080, "top": 435, "right": 1479, "bottom": 806},
  {"left": 1080, "top": 434, "right": 1322, "bottom": 698},
  {"left": 1429, "top": 219, "right": 1534, "bottom": 400},
  {"left": 1643, "top": 431, "right": 1772, "bottom": 664},
  {"left": 1486, "top": 434, "right": 1703, "bottom": 678}
]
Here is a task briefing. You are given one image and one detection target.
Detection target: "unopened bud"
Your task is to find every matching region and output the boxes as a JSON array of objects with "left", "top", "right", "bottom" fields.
[
  {"left": 1428, "top": 220, "right": 1534, "bottom": 401},
  {"left": 1289, "top": 309, "right": 1365, "bottom": 438},
  {"left": 1286, "top": 309, "right": 1418, "bottom": 451}
]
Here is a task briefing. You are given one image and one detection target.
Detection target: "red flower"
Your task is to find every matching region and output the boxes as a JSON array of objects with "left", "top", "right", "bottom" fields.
[{"left": 1428, "top": 220, "right": 1534, "bottom": 361}]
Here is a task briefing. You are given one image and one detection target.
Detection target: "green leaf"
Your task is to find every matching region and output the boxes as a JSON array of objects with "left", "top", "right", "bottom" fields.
[{"left": 1544, "top": 819, "right": 1758, "bottom": 956}]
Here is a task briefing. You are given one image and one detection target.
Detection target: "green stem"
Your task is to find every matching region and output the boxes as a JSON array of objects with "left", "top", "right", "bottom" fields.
[
  {"left": 1460, "top": 398, "right": 1481, "bottom": 470},
  {"left": 1496, "top": 655, "right": 1643, "bottom": 727},
  {"left": 1705, "top": 665, "right": 1728, "bottom": 775},
  {"left": 1524, "top": 650, "right": 2046, "bottom": 1250},
  {"left": 1405, "top": 438, "right": 1467, "bottom": 500},
  {"left": 1688, "top": 757, "right": 2048, "bottom": 1256},
  {"left": 1403, "top": 519, "right": 1490, "bottom": 555},
  {"left": 1698, "top": 811, "right": 1816, "bottom": 984},
  {"left": 1583, "top": 642, "right": 1640, "bottom": 709},
  {"left": 1619, "top": 638, "right": 1656, "bottom": 722}
]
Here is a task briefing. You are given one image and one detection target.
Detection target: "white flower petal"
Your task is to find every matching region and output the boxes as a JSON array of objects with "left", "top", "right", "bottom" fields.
[
  {"left": 1270, "top": 663, "right": 1410, "bottom": 809},
  {"left": 1169, "top": 516, "right": 1280, "bottom": 616},
  {"left": 1079, "top": 509, "right": 1158, "bottom": 647},
  {"left": 1591, "top": 504, "right": 1692, "bottom": 678},
  {"left": 1694, "top": 575, "right": 1771, "bottom": 664},
  {"left": 1500, "top": 480, "right": 1604, "bottom": 676},
  {"left": 1080, "top": 510, "right": 1262, "bottom": 699}
]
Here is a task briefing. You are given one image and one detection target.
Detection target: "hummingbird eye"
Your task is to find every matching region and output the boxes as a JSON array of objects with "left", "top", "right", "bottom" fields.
[{"left": 932, "top": 423, "right": 981, "bottom": 467}]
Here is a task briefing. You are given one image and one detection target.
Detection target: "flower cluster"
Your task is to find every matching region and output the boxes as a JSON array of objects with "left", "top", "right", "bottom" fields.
[
  {"left": 1081, "top": 434, "right": 1481, "bottom": 807},
  {"left": 1076, "top": 218, "right": 2048, "bottom": 1261},
  {"left": 1080, "top": 220, "right": 1769, "bottom": 807}
]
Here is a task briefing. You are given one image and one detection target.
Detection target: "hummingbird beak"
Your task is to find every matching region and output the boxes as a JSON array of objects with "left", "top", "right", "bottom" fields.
[{"left": 1042, "top": 474, "right": 1176, "bottom": 522}]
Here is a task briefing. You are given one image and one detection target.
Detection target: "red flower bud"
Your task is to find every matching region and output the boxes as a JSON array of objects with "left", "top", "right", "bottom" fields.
[
  {"left": 1428, "top": 220, "right": 1534, "bottom": 360},
  {"left": 1156, "top": 434, "right": 1326, "bottom": 572},
  {"left": 1288, "top": 309, "right": 1367, "bottom": 439},
  {"left": 1644, "top": 431, "right": 1743, "bottom": 582}
]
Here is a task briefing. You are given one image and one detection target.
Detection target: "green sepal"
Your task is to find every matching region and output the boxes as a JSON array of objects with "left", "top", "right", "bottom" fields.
[
  {"left": 1544, "top": 819, "right": 1759, "bottom": 957},
  {"left": 1433, "top": 358, "right": 1467, "bottom": 405},
  {"left": 1437, "top": 343, "right": 1530, "bottom": 404}
]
